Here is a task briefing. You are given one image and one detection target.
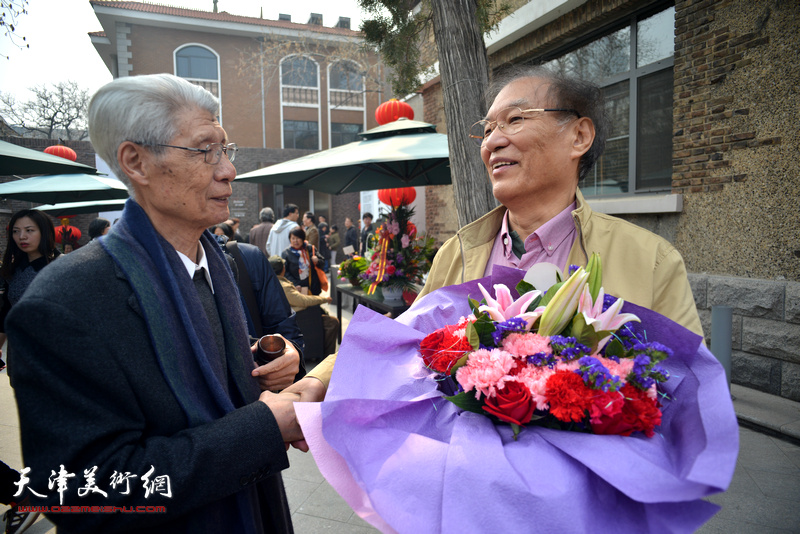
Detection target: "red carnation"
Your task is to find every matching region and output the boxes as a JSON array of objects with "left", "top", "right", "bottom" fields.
[
  {"left": 591, "top": 384, "right": 662, "bottom": 437},
  {"left": 419, "top": 324, "right": 472, "bottom": 375},
  {"left": 545, "top": 370, "right": 593, "bottom": 423},
  {"left": 483, "top": 381, "right": 535, "bottom": 426}
]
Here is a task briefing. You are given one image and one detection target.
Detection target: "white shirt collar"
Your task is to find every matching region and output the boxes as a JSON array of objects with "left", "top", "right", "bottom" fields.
[{"left": 176, "top": 242, "right": 215, "bottom": 293}]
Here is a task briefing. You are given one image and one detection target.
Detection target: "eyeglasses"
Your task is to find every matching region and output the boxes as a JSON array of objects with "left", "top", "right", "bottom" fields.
[
  {"left": 469, "top": 107, "right": 580, "bottom": 147},
  {"left": 136, "top": 142, "right": 238, "bottom": 164}
]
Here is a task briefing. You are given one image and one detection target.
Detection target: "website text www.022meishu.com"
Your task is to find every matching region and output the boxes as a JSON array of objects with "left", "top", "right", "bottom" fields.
[{"left": 16, "top": 505, "right": 167, "bottom": 514}]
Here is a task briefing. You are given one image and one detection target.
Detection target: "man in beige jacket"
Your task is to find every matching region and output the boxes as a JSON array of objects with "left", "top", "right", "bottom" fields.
[{"left": 286, "top": 65, "right": 701, "bottom": 399}]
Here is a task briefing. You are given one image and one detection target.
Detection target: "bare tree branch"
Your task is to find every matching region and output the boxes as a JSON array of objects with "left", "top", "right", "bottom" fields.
[
  {"left": 0, "top": 0, "right": 30, "bottom": 59},
  {"left": 0, "top": 81, "right": 90, "bottom": 140}
]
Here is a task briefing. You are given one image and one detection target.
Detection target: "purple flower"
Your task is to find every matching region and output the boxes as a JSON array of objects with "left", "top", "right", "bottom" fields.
[
  {"left": 491, "top": 317, "right": 529, "bottom": 345},
  {"left": 549, "top": 336, "right": 592, "bottom": 362},
  {"left": 528, "top": 352, "right": 557, "bottom": 367},
  {"left": 577, "top": 356, "right": 622, "bottom": 392}
]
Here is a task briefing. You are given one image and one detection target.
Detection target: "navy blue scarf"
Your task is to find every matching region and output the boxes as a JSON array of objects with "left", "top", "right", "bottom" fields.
[{"left": 101, "top": 199, "right": 262, "bottom": 533}]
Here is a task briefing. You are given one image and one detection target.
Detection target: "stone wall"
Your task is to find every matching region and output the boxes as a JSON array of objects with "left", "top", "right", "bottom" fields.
[
  {"left": 691, "top": 273, "right": 800, "bottom": 401},
  {"left": 672, "top": 0, "right": 800, "bottom": 281}
]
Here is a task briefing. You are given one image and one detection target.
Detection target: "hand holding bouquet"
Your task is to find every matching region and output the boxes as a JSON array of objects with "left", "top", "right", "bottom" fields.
[{"left": 294, "top": 261, "right": 739, "bottom": 533}]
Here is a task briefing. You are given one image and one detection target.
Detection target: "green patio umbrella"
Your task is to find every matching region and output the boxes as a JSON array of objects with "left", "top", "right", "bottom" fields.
[
  {"left": 0, "top": 173, "right": 129, "bottom": 204},
  {"left": 235, "top": 119, "right": 451, "bottom": 194},
  {"left": 35, "top": 198, "right": 129, "bottom": 217},
  {"left": 0, "top": 139, "right": 97, "bottom": 175}
]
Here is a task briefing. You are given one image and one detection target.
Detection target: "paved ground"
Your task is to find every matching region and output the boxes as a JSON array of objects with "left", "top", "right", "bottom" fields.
[{"left": 2, "top": 301, "right": 799, "bottom": 533}]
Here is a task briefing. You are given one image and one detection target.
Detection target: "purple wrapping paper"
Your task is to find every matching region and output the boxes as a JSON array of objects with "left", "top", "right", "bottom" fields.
[{"left": 295, "top": 267, "right": 739, "bottom": 533}]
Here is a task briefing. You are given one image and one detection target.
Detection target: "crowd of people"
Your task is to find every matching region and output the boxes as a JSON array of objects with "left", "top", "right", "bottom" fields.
[{"left": 0, "top": 65, "right": 704, "bottom": 534}]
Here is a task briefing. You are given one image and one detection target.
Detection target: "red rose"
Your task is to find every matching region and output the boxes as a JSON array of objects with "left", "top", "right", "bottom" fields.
[
  {"left": 545, "top": 370, "right": 593, "bottom": 423},
  {"left": 386, "top": 265, "right": 396, "bottom": 275},
  {"left": 482, "top": 381, "right": 535, "bottom": 426},
  {"left": 419, "top": 324, "right": 472, "bottom": 375},
  {"left": 591, "top": 384, "right": 662, "bottom": 437}
]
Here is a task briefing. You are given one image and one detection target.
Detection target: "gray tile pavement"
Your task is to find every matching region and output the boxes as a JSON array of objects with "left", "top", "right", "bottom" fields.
[{"left": 2, "top": 304, "right": 799, "bottom": 533}]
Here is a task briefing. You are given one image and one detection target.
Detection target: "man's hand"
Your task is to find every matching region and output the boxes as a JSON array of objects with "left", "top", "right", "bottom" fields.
[
  {"left": 282, "top": 376, "right": 327, "bottom": 403},
  {"left": 259, "top": 390, "right": 305, "bottom": 448},
  {"left": 251, "top": 337, "right": 300, "bottom": 392}
]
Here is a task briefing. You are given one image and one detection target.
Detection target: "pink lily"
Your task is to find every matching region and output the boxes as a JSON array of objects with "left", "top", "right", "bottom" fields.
[
  {"left": 477, "top": 283, "right": 544, "bottom": 330},
  {"left": 577, "top": 285, "right": 641, "bottom": 349}
]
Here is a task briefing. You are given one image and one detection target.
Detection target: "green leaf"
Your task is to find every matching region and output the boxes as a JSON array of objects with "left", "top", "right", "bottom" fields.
[
  {"left": 515, "top": 279, "right": 535, "bottom": 296},
  {"left": 526, "top": 294, "right": 542, "bottom": 313},
  {"left": 570, "top": 314, "right": 600, "bottom": 352},
  {"left": 604, "top": 338, "right": 626, "bottom": 359},
  {"left": 468, "top": 297, "right": 481, "bottom": 316},
  {"left": 538, "top": 281, "right": 564, "bottom": 308},
  {"left": 465, "top": 321, "right": 480, "bottom": 350},
  {"left": 471, "top": 315, "right": 497, "bottom": 347},
  {"left": 449, "top": 353, "right": 470, "bottom": 375},
  {"left": 446, "top": 391, "right": 486, "bottom": 415}
]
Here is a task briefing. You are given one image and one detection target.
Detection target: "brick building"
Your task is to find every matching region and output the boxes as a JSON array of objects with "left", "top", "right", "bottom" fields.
[
  {"left": 87, "top": 0, "right": 390, "bottom": 235},
  {"left": 419, "top": 0, "right": 800, "bottom": 400}
]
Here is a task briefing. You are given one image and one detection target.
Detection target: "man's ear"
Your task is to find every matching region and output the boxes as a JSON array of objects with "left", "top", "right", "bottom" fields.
[
  {"left": 571, "top": 117, "right": 596, "bottom": 160},
  {"left": 118, "top": 141, "right": 150, "bottom": 187}
]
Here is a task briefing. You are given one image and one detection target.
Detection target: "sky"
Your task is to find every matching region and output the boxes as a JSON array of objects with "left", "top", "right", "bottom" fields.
[{"left": 0, "top": 0, "right": 368, "bottom": 102}]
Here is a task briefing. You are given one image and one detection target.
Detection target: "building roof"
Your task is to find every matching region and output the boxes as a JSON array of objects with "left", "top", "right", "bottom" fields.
[{"left": 88, "top": 1, "right": 361, "bottom": 37}]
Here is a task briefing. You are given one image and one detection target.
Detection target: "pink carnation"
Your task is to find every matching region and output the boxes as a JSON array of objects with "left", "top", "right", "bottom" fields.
[
  {"left": 455, "top": 348, "right": 516, "bottom": 399},
  {"left": 514, "top": 365, "right": 555, "bottom": 410},
  {"left": 501, "top": 332, "right": 552, "bottom": 359},
  {"left": 597, "top": 357, "right": 634, "bottom": 379}
]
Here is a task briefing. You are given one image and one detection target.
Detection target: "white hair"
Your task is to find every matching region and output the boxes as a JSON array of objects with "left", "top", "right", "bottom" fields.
[{"left": 88, "top": 74, "right": 219, "bottom": 197}]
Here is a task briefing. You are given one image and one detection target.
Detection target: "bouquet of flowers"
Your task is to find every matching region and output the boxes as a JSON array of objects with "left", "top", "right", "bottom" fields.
[
  {"left": 294, "top": 264, "right": 739, "bottom": 533},
  {"left": 361, "top": 201, "right": 435, "bottom": 294},
  {"left": 421, "top": 254, "right": 671, "bottom": 439},
  {"left": 337, "top": 255, "right": 368, "bottom": 287}
]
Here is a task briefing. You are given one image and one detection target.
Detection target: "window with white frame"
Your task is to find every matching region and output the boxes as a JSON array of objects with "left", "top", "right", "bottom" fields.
[
  {"left": 543, "top": 6, "right": 675, "bottom": 197},
  {"left": 331, "top": 122, "right": 363, "bottom": 147},
  {"left": 281, "top": 56, "right": 319, "bottom": 105},
  {"left": 329, "top": 60, "right": 365, "bottom": 109},
  {"left": 175, "top": 45, "right": 220, "bottom": 97},
  {"left": 283, "top": 120, "right": 319, "bottom": 150}
]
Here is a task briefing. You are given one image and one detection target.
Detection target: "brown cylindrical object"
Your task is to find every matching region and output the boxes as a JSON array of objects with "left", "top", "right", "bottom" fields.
[{"left": 255, "top": 334, "right": 286, "bottom": 366}]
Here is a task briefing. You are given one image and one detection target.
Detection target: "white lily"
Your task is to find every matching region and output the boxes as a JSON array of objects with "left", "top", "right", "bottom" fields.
[
  {"left": 577, "top": 285, "right": 641, "bottom": 349},
  {"left": 538, "top": 268, "right": 590, "bottom": 336},
  {"left": 477, "top": 283, "right": 544, "bottom": 330}
]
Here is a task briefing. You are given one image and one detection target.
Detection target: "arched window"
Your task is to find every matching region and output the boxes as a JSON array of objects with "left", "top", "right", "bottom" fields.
[
  {"left": 281, "top": 56, "right": 318, "bottom": 88},
  {"left": 175, "top": 45, "right": 220, "bottom": 97},
  {"left": 281, "top": 55, "right": 319, "bottom": 107},
  {"left": 328, "top": 60, "right": 364, "bottom": 109}
]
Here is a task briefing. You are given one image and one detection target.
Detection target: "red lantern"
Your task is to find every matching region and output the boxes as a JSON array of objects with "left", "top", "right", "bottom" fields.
[
  {"left": 44, "top": 144, "right": 78, "bottom": 162},
  {"left": 378, "top": 187, "right": 416, "bottom": 207},
  {"left": 55, "top": 225, "right": 82, "bottom": 244},
  {"left": 375, "top": 99, "right": 414, "bottom": 125}
]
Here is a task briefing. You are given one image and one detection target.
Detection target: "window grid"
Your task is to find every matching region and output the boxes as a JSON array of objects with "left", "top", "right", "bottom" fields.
[{"left": 542, "top": 5, "right": 675, "bottom": 197}]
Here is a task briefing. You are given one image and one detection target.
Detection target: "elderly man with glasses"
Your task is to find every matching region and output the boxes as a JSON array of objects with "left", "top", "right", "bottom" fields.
[
  {"left": 7, "top": 74, "right": 303, "bottom": 534},
  {"left": 288, "top": 65, "right": 702, "bottom": 401}
]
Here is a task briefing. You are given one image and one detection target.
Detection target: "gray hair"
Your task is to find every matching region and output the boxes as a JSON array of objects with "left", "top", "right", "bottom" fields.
[
  {"left": 487, "top": 65, "right": 609, "bottom": 181},
  {"left": 259, "top": 207, "right": 275, "bottom": 223},
  {"left": 88, "top": 74, "right": 220, "bottom": 197}
]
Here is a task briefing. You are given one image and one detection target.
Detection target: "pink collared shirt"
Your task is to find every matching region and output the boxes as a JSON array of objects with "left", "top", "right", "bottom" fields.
[{"left": 483, "top": 202, "right": 577, "bottom": 277}]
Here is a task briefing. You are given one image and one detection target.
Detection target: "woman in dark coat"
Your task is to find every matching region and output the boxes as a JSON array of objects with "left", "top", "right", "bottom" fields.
[
  {"left": 0, "top": 209, "right": 60, "bottom": 364},
  {"left": 281, "top": 226, "right": 324, "bottom": 296}
]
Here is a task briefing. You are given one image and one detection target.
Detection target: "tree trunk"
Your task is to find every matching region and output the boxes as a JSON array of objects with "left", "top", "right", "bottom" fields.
[{"left": 430, "top": 0, "right": 498, "bottom": 228}]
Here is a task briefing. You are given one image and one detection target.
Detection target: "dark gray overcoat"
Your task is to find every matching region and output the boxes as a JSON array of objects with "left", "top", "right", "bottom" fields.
[{"left": 7, "top": 240, "right": 293, "bottom": 533}]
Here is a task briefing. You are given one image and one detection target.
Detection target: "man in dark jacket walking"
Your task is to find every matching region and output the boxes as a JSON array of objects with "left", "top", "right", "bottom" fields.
[
  {"left": 248, "top": 207, "right": 275, "bottom": 255},
  {"left": 343, "top": 216, "right": 359, "bottom": 257}
]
